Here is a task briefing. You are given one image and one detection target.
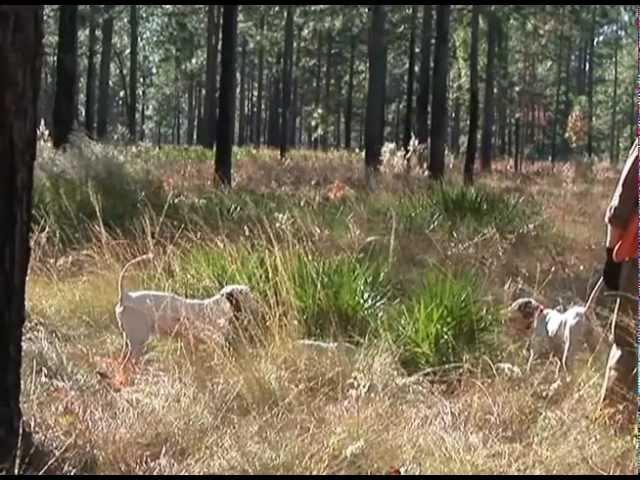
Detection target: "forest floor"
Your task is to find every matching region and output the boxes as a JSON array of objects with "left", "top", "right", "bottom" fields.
[{"left": 18, "top": 135, "right": 636, "bottom": 474}]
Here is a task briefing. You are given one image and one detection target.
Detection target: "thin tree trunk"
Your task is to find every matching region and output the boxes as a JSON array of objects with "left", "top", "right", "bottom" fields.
[
  {"left": 96, "top": 5, "right": 114, "bottom": 140},
  {"left": 551, "top": 34, "right": 564, "bottom": 164},
  {"left": 290, "top": 26, "right": 301, "bottom": 147},
  {"left": 85, "top": 5, "right": 98, "bottom": 136},
  {"left": 365, "top": 5, "right": 387, "bottom": 182},
  {"left": 255, "top": 13, "right": 265, "bottom": 147},
  {"left": 480, "top": 8, "right": 498, "bottom": 172},
  {"left": 313, "top": 30, "right": 323, "bottom": 150},
  {"left": 463, "top": 5, "right": 480, "bottom": 185},
  {"left": 609, "top": 24, "right": 619, "bottom": 164},
  {"left": 140, "top": 67, "right": 146, "bottom": 141},
  {"left": 322, "top": 32, "right": 333, "bottom": 151},
  {"left": 345, "top": 33, "right": 356, "bottom": 150},
  {"left": 238, "top": 36, "right": 247, "bottom": 146},
  {"left": 403, "top": 5, "right": 418, "bottom": 153},
  {"left": 416, "top": 5, "right": 433, "bottom": 159},
  {"left": 215, "top": 5, "right": 238, "bottom": 187},
  {"left": 429, "top": 5, "right": 450, "bottom": 180},
  {"left": 52, "top": 5, "right": 78, "bottom": 148},
  {"left": 202, "top": 5, "right": 220, "bottom": 149},
  {"left": 280, "top": 6, "right": 294, "bottom": 160},
  {"left": 187, "top": 78, "right": 195, "bottom": 145},
  {"left": 128, "top": 5, "right": 138, "bottom": 142},
  {"left": 0, "top": 6, "right": 42, "bottom": 470},
  {"left": 587, "top": 7, "right": 595, "bottom": 159}
]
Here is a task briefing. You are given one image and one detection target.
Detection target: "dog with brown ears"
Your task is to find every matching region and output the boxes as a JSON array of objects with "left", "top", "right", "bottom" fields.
[{"left": 115, "top": 254, "right": 258, "bottom": 365}]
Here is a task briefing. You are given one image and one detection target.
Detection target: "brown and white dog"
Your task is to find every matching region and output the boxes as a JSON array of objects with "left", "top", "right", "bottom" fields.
[
  {"left": 505, "top": 279, "right": 607, "bottom": 375},
  {"left": 115, "top": 254, "right": 258, "bottom": 363}
]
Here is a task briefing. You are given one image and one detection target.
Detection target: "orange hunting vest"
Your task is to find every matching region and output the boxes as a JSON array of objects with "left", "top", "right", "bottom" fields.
[{"left": 613, "top": 214, "right": 638, "bottom": 263}]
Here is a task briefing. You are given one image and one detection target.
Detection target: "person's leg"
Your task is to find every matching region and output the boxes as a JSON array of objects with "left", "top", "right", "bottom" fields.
[{"left": 599, "top": 259, "right": 638, "bottom": 420}]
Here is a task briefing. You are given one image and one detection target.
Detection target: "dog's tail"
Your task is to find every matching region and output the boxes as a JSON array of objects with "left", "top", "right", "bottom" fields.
[
  {"left": 584, "top": 277, "right": 604, "bottom": 317},
  {"left": 118, "top": 253, "right": 154, "bottom": 304}
]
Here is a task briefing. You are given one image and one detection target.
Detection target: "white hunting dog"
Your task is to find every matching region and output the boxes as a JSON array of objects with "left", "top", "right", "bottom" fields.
[
  {"left": 115, "top": 254, "right": 258, "bottom": 363},
  {"left": 506, "top": 279, "right": 608, "bottom": 375}
]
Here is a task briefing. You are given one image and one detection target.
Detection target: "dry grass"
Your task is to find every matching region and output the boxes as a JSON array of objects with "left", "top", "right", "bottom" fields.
[{"left": 18, "top": 139, "right": 636, "bottom": 474}]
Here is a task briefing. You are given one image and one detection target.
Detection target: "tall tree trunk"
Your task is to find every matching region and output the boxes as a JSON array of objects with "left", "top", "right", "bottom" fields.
[
  {"left": 202, "top": 5, "right": 220, "bottom": 149},
  {"left": 416, "top": 5, "right": 433, "bottom": 160},
  {"left": 463, "top": 5, "right": 480, "bottom": 185},
  {"left": 96, "top": 5, "right": 114, "bottom": 140},
  {"left": 429, "top": 5, "right": 450, "bottom": 180},
  {"left": 394, "top": 100, "right": 401, "bottom": 146},
  {"left": 215, "top": 5, "right": 238, "bottom": 187},
  {"left": 255, "top": 13, "right": 265, "bottom": 147},
  {"left": 451, "top": 93, "right": 461, "bottom": 157},
  {"left": 404, "top": 5, "right": 418, "bottom": 153},
  {"left": 365, "top": 5, "right": 387, "bottom": 181},
  {"left": 248, "top": 69, "right": 255, "bottom": 145},
  {"left": 480, "top": 8, "right": 498, "bottom": 172},
  {"left": 280, "top": 6, "right": 294, "bottom": 160},
  {"left": 289, "top": 27, "right": 301, "bottom": 147},
  {"left": 551, "top": 34, "right": 564, "bottom": 164},
  {"left": 238, "top": 36, "right": 247, "bottom": 146},
  {"left": 128, "top": 5, "right": 138, "bottom": 142},
  {"left": 497, "top": 20, "right": 509, "bottom": 157},
  {"left": 85, "top": 5, "right": 98, "bottom": 136},
  {"left": 345, "top": 33, "right": 356, "bottom": 150},
  {"left": 322, "top": 33, "right": 333, "bottom": 151},
  {"left": 187, "top": 78, "right": 195, "bottom": 145},
  {"left": 52, "top": 5, "right": 78, "bottom": 148},
  {"left": 609, "top": 24, "right": 619, "bottom": 164},
  {"left": 313, "top": 30, "right": 323, "bottom": 150},
  {"left": 587, "top": 6, "right": 596, "bottom": 159},
  {"left": 140, "top": 67, "right": 146, "bottom": 141},
  {"left": 175, "top": 53, "right": 181, "bottom": 146},
  {"left": 0, "top": 6, "right": 42, "bottom": 471}
]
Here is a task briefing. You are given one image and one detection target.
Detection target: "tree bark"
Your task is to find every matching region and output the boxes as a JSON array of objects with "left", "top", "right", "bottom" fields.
[
  {"left": 551, "top": 34, "right": 564, "bottom": 164},
  {"left": 52, "top": 5, "right": 78, "bottom": 148},
  {"left": 215, "top": 5, "right": 238, "bottom": 187},
  {"left": 313, "top": 30, "right": 323, "bottom": 150},
  {"left": 322, "top": 33, "right": 333, "bottom": 151},
  {"left": 128, "top": 5, "right": 138, "bottom": 142},
  {"left": 84, "top": 5, "right": 98, "bottom": 136},
  {"left": 609, "top": 23, "right": 619, "bottom": 164},
  {"left": 428, "top": 5, "right": 450, "bottom": 180},
  {"left": 0, "top": 6, "right": 42, "bottom": 471},
  {"left": 416, "top": 5, "right": 433, "bottom": 157},
  {"left": 463, "top": 5, "right": 480, "bottom": 185},
  {"left": 365, "top": 5, "right": 387, "bottom": 179},
  {"left": 96, "top": 5, "right": 114, "bottom": 140},
  {"left": 403, "top": 5, "right": 418, "bottom": 153}
]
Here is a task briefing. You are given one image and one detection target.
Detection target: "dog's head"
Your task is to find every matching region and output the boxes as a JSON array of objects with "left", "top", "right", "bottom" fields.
[
  {"left": 505, "top": 298, "right": 545, "bottom": 337},
  {"left": 220, "top": 285, "right": 260, "bottom": 340}
]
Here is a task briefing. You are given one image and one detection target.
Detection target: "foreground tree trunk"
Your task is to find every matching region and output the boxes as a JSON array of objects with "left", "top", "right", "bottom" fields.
[
  {"left": 428, "top": 5, "right": 450, "bottom": 180},
  {"left": 96, "top": 5, "right": 114, "bottom": 140},
  {"left": 215, "top": 5, "right": 238, "bottom": 187},
  {"left": 84, "top": 5, "right": 98, "bottom": 136},
  {"left": 0, "top": 6, "right": 42, "bottom": 471},
  {"left": 52, "top": 5, "right": 78, "bottom": 148},
  {"left": 463, "top": 5, "right": 480, "bottom": 185},
  {"left": 365, "top": 6, "right": 387, "bottom": 183},
  {"left": 128, "top": 5, "right": 138, "bottom": 142}
]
